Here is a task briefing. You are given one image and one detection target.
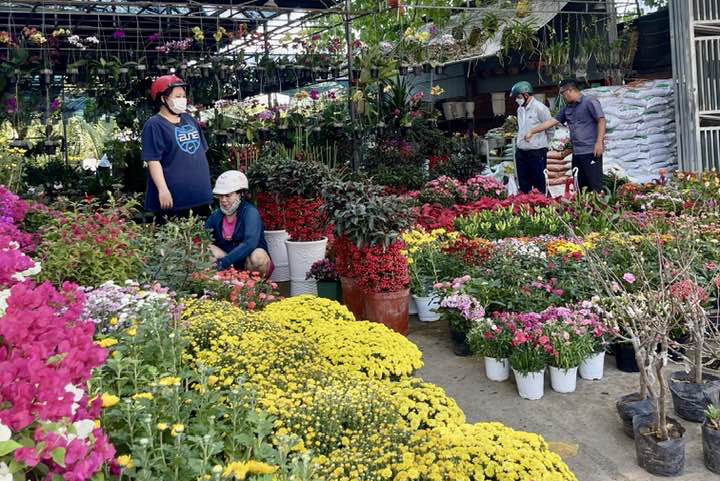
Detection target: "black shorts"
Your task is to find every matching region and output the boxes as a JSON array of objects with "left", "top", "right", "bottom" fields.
[{"left": 572, "top": 154, "right": 603, "bottom": 192}]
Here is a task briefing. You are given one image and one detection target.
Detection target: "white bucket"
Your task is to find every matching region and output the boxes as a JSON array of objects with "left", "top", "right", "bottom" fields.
[
  {"left": 579, "top": 351, "right": 605, "bottom": 380},
  {"left": 290, "top": 279, "right": 318, "bottom": 297},
  {"left": 491, "top": 92, "right": 506, "bottom": 116},
  {"left": 484, "top": 357, "right": 510, "bottom": 382},
  {"left": 465, "top": 101, "right": 475, "bottom": 119},
  {"left": 265, "top": 229, "right": 290, "bottom": 282},
  {"left": 442, "top": 102, "right": 454, "bottom": 120},
  {"left": 412, "top": 295, "right": 440, "bottom": 322},
  {"left": 408, "top": 296, "right": 418, "bottom": 315},
  {"left": 550, "top": 366, "right": 578, "bottom": 393},
  {"left": 513, "top": 368, "right": 545, "bottom": 400},
  {"left": 285, "top": 237, "right": 328, "bottom": 292}
]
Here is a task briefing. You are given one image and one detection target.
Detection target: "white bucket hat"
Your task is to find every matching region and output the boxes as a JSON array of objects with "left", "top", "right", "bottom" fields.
[{"left": 213, "top": 170, "right": 248, "bottom": 195}]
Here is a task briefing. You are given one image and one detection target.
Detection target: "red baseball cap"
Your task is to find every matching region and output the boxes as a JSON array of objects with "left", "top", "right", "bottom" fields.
[{"left": 150, "top": 75, "right": 187, "bottom": 101}]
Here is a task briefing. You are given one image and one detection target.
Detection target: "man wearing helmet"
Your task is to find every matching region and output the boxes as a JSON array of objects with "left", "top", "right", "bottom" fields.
[
  {"left": 511, "top": 81, "right": 552, "bottom": 194},
  {"left": 141, "top": 75, "right": 212, "bottom": 219},
  {"left": 205, "top": 170, "right": 273, "bottom": 277}
]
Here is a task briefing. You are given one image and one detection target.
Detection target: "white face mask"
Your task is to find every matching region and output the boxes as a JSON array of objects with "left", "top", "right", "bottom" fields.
[
  {"left": 515, "top": 97, "right": 525, "bottom": 107},
  {"left": 168, "top": 97, "right": 187, "bottom": 114},
  {"left": 220, "top": 198, "right": 241, "bottom": 216}
]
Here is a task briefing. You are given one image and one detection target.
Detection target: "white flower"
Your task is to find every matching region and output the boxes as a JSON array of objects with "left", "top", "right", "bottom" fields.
[
  {"left": 72, "top": 419, "right": 96, "bottom": 440},
  {"left": 65, "top": 383, "right": 84, "bottom": 415},
  {"left": 0, "top": 289, "right": 11, "bottom": 317},
  {"left": 0, "top": 462, "right": 12, "bottom": 481},
  {"left": 0, "top": 421, "right": 11, "bottom": 442}
]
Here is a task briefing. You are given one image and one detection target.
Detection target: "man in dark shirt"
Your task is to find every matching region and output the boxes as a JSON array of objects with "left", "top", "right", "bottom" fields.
[{"left": 524, "top": 79, "right": 607, "bottom": 192}]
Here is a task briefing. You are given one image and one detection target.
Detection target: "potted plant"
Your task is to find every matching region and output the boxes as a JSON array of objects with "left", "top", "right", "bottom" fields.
[
  {"left": 542, "top": 306, "right": 593, "bottom": 394},
  {"left": 468, "top": 315, "right": 513, "bottom": 382},
  {"left": 247, "top": 162, "right": 290, "bottom": 282},
  {"left": 507, "top": 312, "right": 548, "bottom": 400},
  {"left": 704, "top": 404, "right": 720, "bottom": 474},
  {"left": 401, "top": 227, "right": 445, "bottom": 322},
  {"left": 578, "top": 301, "right": 615, "bottom": 380},
  {"left": 323, "top": 180, "right": 412, "bottom": 326},
  {"left": 667, "top": 274, "right": 720, "bottom": 422},
  {"left": 435, "top": 276, "right": 484, "bottom": 356},
  {"left": 306, "top": 258, "right": 341, "bottom": 301},
  {"left": 587, "top": 242, "right": 688, "bottom": 476}
]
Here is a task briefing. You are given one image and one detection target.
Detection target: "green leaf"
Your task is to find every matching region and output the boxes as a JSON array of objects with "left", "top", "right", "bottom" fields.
[
  {"left": 0, "top": 440, "right": 22, "bottom": 456},
  {"left": 52, "top": 447, "right": 66, "bottom": 467}
]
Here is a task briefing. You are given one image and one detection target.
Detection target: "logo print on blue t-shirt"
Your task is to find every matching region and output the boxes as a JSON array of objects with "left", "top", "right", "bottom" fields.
[{"left": 175, "top": 124, "right": 201, "bottom": 154}]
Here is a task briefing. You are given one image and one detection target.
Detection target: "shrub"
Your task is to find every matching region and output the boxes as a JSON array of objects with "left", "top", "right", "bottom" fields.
[{"left": 39, "top": 203, "right": 143, "bottom": 287}]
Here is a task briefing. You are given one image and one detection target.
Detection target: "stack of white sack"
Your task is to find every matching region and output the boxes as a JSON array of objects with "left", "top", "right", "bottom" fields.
[{"left": 583, "top": 80, "right": 677, "bottom": 184}]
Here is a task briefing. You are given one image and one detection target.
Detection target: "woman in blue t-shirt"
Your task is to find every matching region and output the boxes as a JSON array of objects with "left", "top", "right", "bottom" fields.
[{"left": 141, "top": 75, "right": 212, "bottom": 219}]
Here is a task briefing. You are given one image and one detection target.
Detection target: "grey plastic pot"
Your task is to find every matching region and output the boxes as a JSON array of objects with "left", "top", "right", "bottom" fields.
[
  {"left": 703, "top": 421, "right": 720, "bottom": 474},
  {"left": 616, "top": 392, "right": 653, "bottom": 438},
  {"left": 669, "top": 371, "right": 720, "bottom": 422},
  {"left": 633, "top": 413, "right": 687, "bottom": 477}
]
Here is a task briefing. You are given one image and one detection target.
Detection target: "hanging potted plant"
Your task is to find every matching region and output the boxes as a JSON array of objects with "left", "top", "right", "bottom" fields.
[
  {"left": 468, "top": 316, "right": 513, "bottom": 382},
  {"left": 306, "top": 258, "right": 341, "bottom": 301}
]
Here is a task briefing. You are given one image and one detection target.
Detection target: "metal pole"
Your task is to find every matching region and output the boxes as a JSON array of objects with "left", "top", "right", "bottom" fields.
[
  {"left": 263, "top": 21, "right": 272, "bottom": 108},
  {"left": 605, "top": 0, "right": 620, "bottom": 84},
  {"left": 343, "top": 0, "right": 359, "bottom": 170}
]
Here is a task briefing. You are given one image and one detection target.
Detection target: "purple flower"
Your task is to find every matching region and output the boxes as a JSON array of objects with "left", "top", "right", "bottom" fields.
[
  {"left": 147, "top": 32, "right": 161, "bottom": 43},
  {"left": 309, "top": 89, "right": 320, "bottom": 101},
  {"left": 4, "top": 97, "right": 17, "bottom": 114},
  {"left": 257, "top": 110, "right": 274, "bottom": 121},
  {"left": 50, "top": 98, "right": 61, "bottom": 112},
  {"left": 623, "top": 273, "right": 636, "bottom": 284},
  {"left": 112, "top": 30, "right": 125, "bottom": 40}
]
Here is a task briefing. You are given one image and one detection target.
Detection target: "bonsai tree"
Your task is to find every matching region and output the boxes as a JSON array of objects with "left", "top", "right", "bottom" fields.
[{"left": 585, "top": 233, "right": 684, "bottom": 441}]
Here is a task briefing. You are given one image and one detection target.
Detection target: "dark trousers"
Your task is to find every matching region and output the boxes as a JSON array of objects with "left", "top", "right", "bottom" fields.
[
  {"left": 516, "top": 148, "right": 548, "bottom": 194},
  {"left": 151, "top": 204, "right": 211, "bottom": 225},
  {"left": 572, "top": 154, "right": 604, "bottom": 192}
]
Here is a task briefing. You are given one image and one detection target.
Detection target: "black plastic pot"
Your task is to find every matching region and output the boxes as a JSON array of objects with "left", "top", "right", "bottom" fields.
[
  {"left": 449, "top": 326, "right": 471, "bottom": 357},
  {"left": 351, "top": 68, "right": 361, "bottom": 81},
  {"left": 435, "top": 65, "right": 444, "bottom": 75},
  {"left": 422, "top": 62, "right": 432, "bottom": 73},
  {"left": 398, "top": 65, "right": 408, "bottom": 75},
  {"left": 317, "top": 281, "right": 341, "bottom": 301},
  {"left": 703, "top": 422, "right": 720, "bottom": 474},
  {"left": 669, "top": 371, "right": 720, "bottom": 422},
  {"left": 616, "top": 392, "right": 653, "bottom": 438},
  {"left": 633, "top": 413, "right": 687, "bottom": 477},
  {"left": 370, "top": 66, "right": 380, "bottom": 79},
  {"left": 332, "top": 66, "right": 341, "bottom": 78},
  {"left": 612, "top": 342, "right": 639, "bottom": 373}
]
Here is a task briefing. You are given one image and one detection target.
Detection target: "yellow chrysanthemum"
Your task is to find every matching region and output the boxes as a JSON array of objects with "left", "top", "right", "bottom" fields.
[{"left": 101, "top": 393, "right": 119, "bottom": 408}]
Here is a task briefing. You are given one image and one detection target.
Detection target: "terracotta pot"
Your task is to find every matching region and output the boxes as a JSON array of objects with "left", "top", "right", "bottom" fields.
[
  {"left": 340, "top": 276, "right": 365, "bottom": 320},
  {"left": 364, "top": 289, "right": 410, "bottom": 335}
]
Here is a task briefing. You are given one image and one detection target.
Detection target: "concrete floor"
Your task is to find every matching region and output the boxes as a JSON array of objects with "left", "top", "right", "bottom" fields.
[{"left": 408, "top": 317, "right": 719, "bottom": 481}]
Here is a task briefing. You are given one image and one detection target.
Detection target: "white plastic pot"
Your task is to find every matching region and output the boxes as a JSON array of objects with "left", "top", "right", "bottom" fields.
[
  {"left": 442, "top": 102, "right": 454, "bottom": 120},
  {"left": 465, "top": 101, "right": 475, "bottom": 119},
  {"left": 408, "top": 296, "right": 418, "bottom": 316},
  {"left": 550, "top": 366, "right": 578, "bottom": 393},
  {"left": 491, "top": 92, "right": 506, "bottom": 116},
  {"left": 265, "top": 229, "right": 290, "bottom": 282},
  {"left": 579, "top": 351, "right": 605, "bottom": 380},
  {"left": 412, "top": 295, "right": 440, "bottom": 322},
  {"left": 513, "top": 368, "right": 545, "bottom": 400},
  {"left": 484, "top": 357, "right": 510, "bottom": 382},
  {"left": 285, "top": 237, "right": 328, "bottom": 296}
]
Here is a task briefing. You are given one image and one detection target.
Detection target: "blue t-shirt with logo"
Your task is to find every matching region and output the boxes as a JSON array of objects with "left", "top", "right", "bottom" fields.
[{"left": 141, "top": 113, "right": 212, "bottom": 212}]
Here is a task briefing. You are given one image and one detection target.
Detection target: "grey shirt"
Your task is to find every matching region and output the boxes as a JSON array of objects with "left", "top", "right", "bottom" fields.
[{"left": 555, "top": 95, "right": 605, "bottom": 155}]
